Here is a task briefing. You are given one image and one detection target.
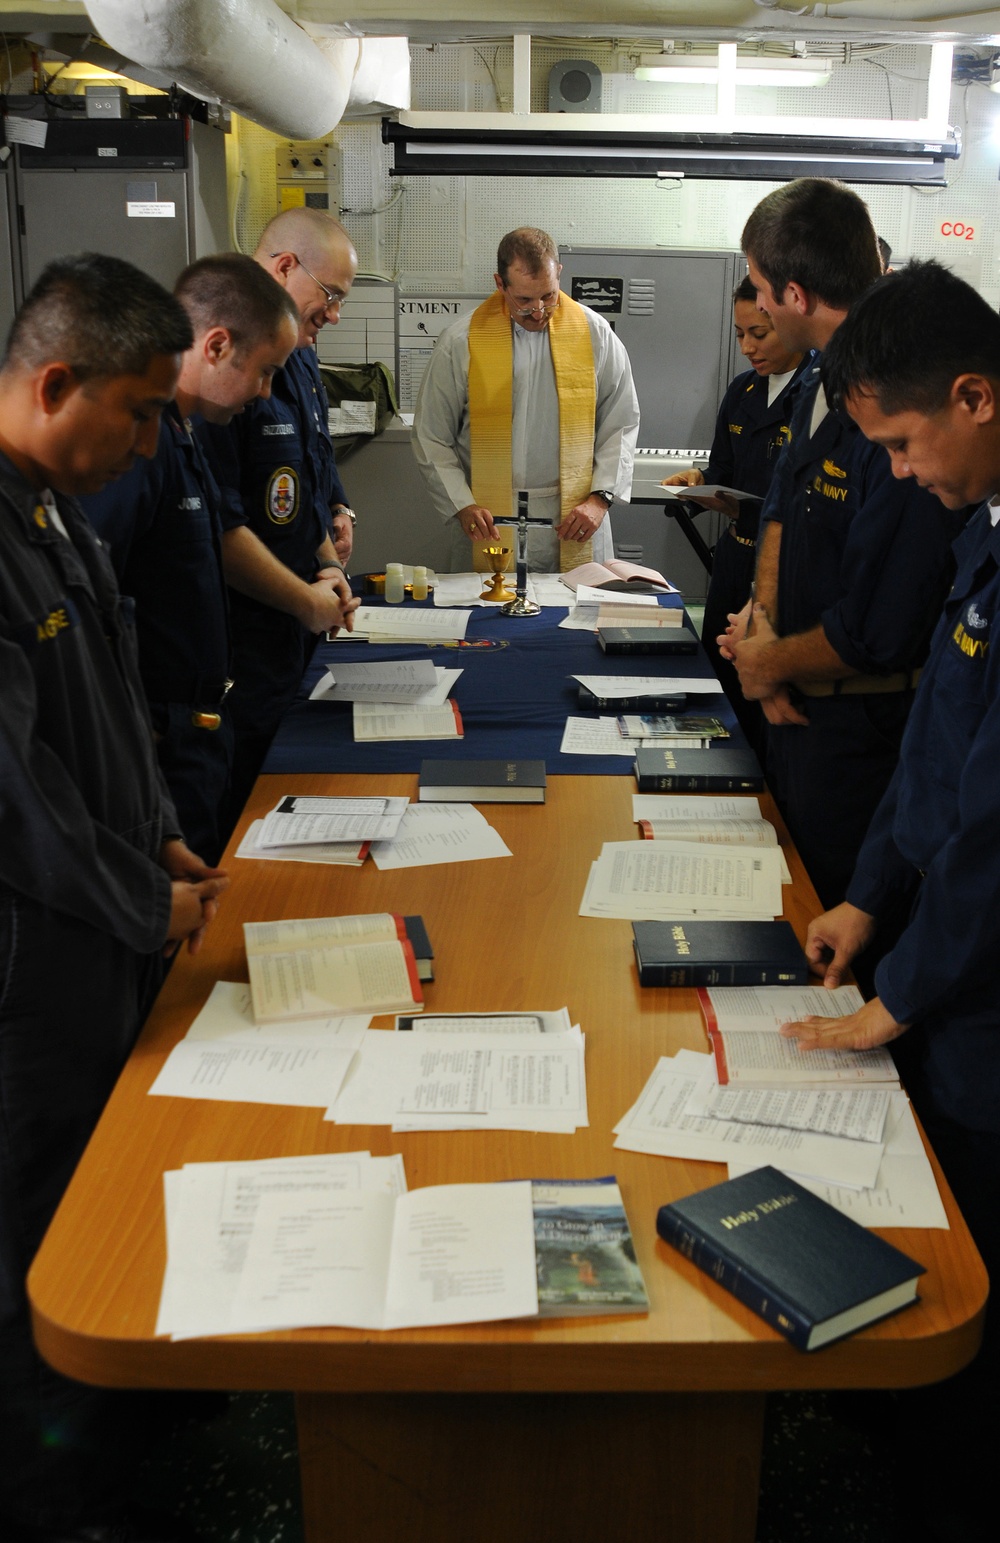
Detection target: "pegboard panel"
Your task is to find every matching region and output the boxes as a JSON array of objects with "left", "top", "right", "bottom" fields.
[
  {"left": 231, "top": 115, "right": 281, "bottom": 254},
  {"left": 222, "top": 41, "right": 1000, "bottom": 309},
  {"left": 335, "top": 120, "right": 402, "bottom": 280}
]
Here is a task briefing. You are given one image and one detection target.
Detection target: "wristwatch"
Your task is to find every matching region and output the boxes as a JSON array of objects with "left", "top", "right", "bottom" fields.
[
  {"left": 332, "top": 504, "right": 357, "bottom": 525},
  {"left": 591, "top": 490, "right": 615, "bottom": 507}
]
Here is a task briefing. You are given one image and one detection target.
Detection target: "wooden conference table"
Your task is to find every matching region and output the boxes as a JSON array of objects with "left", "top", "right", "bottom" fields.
[{"left": 27, "top": 614, "right": 987, "bottom": 1543}]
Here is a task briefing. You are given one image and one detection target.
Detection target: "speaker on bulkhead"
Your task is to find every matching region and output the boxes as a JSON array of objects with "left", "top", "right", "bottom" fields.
[{"left": 548, "top": 59, "right": 602, "bottom": 114}]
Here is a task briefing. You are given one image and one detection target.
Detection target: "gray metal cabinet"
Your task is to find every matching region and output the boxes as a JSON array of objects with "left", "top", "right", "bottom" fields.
[
  {"left": 18, "top": 166, "right": 192, "bottom": 293},
  {"left": 558, "top": 245, "right": 743, "bottom": 449}
]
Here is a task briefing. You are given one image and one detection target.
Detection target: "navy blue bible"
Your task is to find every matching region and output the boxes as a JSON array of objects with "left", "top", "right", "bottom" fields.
[{"left": 656, "top": 1167, "right": 924, "bottom": 1351}]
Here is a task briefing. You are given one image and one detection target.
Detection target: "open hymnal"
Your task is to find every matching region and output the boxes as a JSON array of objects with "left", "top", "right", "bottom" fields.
[
  {"left": 353, "top": 701, "right": 463, "bottom": 741},
  {"left": 580, "top": 841, "right": 783, "bottom": 921},
  {"left": 698, "top": 985, "right": 900, "bottom": 1086},
  {"left": 245, "top": 912, "right": 425, "bottom": 1021},
  {"left": 559, "top": 560, "right": 676, "bottom": 592},
  {"left": 633, "top": 806, "right": 790, "bottom": 884}
]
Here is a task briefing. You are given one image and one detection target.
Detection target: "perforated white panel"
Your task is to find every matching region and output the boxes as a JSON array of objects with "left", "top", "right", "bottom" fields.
[{"left": 227, "top": 42, "right": 1000, "bottom": 310}]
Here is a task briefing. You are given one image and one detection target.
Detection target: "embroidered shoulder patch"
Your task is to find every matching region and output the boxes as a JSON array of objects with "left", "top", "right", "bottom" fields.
[{"left": 266, "top": 467, "right": 299, "bottom": 525}]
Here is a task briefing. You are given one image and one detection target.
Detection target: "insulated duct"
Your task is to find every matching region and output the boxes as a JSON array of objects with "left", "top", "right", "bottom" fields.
[{"left": 83, "top": 0, "right": 408, "bottom": 139}]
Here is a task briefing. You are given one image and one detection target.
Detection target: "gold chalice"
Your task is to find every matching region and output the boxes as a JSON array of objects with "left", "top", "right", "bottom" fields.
[{"left": 480, "top": 542, "right": 515, "bottom": 602}]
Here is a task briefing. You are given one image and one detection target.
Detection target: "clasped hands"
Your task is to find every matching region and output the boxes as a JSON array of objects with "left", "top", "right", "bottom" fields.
[
  {"left": 456, "top": 494, "right": 610, "bottom": 544},
  {"left": 719, "top": 602, "right": 809, "bottom": 727},
  {"left": 779, "top": 902, "right": 910, "bottom": 1054},
  {"left": 310, "top": 565, "right": 359, "bottom": 636},
  {"left": 162, "top": 839, "right": 229, "bottom": 958}
]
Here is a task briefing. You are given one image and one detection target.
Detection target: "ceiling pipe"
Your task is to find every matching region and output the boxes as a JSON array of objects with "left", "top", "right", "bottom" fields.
[{"left": 83, "top": 0, "right": 408, "bottom": 137}]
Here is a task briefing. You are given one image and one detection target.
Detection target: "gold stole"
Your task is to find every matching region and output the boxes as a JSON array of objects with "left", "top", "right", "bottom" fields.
[{"left": 467, "top": 289, "right": 597, "bottom": 572}]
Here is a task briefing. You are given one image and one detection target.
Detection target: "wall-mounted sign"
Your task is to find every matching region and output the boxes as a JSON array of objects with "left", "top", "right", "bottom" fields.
[{"left": 570, "top": 276, "right": 624, "bottom": 314}]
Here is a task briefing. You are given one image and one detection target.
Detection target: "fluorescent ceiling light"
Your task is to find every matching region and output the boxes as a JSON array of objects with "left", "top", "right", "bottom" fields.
[
  {"left": 635, "top": 60, "right": 833, "bottom": 89},
  {"left": 405, "top": 141, "right": 936, "bottom": 171}
]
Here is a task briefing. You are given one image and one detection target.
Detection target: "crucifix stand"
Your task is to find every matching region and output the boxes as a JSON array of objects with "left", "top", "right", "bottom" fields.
[{"left": 501, "top": 490, "right": 553, "bottom": 618}]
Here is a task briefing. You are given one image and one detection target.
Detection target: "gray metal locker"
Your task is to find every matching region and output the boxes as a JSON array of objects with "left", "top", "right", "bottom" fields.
[
  {"left": 558, "top": 245, "right": 743, "bottom": 448},
  {"left": 14, "top": 113, "right": 228, "bottom": 296}
]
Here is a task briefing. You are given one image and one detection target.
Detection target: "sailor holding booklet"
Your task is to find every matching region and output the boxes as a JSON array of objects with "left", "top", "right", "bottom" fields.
[
  {"left": 412, "top": 226, "right": 640, "bottom": 574},
  {"left": 661, "top": 274, "right": 811, "bottom": 736}
]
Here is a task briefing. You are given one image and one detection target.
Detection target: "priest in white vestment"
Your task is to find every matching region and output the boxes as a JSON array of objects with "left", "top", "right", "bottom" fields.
[{"left": 412, "top": 227, "right": 640, "bottom": 573}]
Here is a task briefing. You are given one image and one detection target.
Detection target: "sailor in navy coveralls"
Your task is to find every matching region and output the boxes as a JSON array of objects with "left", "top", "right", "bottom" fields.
[
  {"left": 664, "top": 275, "right": 811, "bottom": 739},
  {"left": 0, "top": 256, "right": 228, "bottom": 1538},
  {"left": 82, "top": 255, "right": 298, "bottom": 864},
  {"left": 199, "top": 209, "right": 360, "bottom": 820},
  {"left": 745, "top": 368, "right": 960, "bottom": 905},
  {"left": 731, "top": 181, "right": 962, "bottom": 911},
  {"left": 784, "top": 259, "right": 1000, "bottom": 1543}
]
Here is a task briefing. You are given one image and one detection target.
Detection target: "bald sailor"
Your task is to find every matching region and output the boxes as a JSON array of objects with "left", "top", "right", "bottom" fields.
[{"left": 412, "top": 226, "right": 640, "bottom": 573}]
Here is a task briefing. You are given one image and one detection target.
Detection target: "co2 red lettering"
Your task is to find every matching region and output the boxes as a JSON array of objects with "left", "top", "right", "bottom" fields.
[{"left": 941, "top": 221, "right": 974, "bottom": 240}]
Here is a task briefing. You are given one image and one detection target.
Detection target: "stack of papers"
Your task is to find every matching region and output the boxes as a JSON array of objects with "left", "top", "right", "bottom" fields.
[
  {"left": 580, "top": 840, "right": 784, "bottom": 920},
  {"left": 614, "top": 1048, "right": 947, "bottom": 1228},
  {"left": 633, "top": 795, "right": 791, "bottom": 884},
  {"left": 574, "top": 675, "right": 726, "bottom": 700},
  {"left": 236, "top": 821, "right": 368, "bottom": 866},
  {"left": 342, "top": 604, "right": 472, "bottom": 642},
  {"left": 633, "top": 793, "right": 768, "bottom": 837},
  {"left": 560, "top": 587, "right": 663, "bottom": 632},
  {"left": 157, "top": 1155, "right": 541, "bottom": 1336},
  {"left": 308, "top": 663, "right": 466, "bottom": 741},
  {"left": 432, "top": 572, "right": 571, "bottom": 608},
  {"left": 369, "top": 803, "right": 512, "bottom": 869},
  {"left": 257, "top": 794, "right": 409, "bottom": 847},
  {"left": 327, "top": 1025, "right": 588, "bottom": 1134},
  {"left": 560, "top": 716, "right": 641, "bottom": 757},
  {"left": 615, "top": 1049, "right": 886, "bottom": 1188},
  {"left": 157, "top": 1150, "right": 409, "bottom": 1337},
  {"left": 147, "top": 981, "right": 370, "bottom": 1107}
]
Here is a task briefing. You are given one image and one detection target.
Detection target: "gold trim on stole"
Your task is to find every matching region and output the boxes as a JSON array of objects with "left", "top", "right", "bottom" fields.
[{"left": 467, "top": 290, "right": 597, "bottom": 571}]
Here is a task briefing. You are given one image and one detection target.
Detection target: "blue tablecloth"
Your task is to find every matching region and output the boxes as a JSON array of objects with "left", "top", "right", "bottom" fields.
[{"left": 263, "top": 597, "right": 739, "bottom": 776}]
